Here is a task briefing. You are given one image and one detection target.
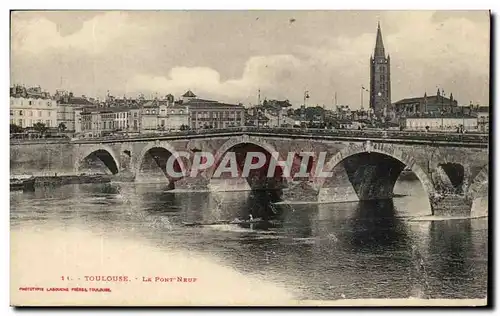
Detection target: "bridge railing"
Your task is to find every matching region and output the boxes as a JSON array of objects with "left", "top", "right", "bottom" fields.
[
  {"left": 248, "top": 127, "right": 489, "bottom": 143},
  {"left": 70, "top": 126, "right": 489, "bottom": 144},
  {"left": 10, "top": 138, "right": 71, "bottom": 145}
]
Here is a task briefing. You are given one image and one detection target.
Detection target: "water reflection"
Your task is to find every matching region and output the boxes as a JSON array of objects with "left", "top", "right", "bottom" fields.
[
  {"left": 10, "top": 181, "right": 488, "bottom": 300},
  {"left": 345, "top": 200, "right": 411, "bottom": 251},
  {"left": 425, "top": 220, "right": 487, "bottom": 299}
]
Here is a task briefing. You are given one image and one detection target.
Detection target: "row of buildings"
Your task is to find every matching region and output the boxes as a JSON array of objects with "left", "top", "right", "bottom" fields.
[
  {"left": 10, "top": 84, "right": 489, "bottom": 137},
  {"left": 365, "top": 22, "right": 489, "bottom": 132},
  {"left": 10, "top": 86, "right": 59, "bottom": 129},
  {"left": 10, "top": 86, "right": 246, "bottom": 137},
  {"left": 331, "top": 89, "right": 489, "bottom": 132}
]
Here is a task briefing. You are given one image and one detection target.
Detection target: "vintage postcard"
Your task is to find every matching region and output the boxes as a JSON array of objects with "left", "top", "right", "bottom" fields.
[{"left": 10, "top": 10, "right": 490, "bottom": 306}]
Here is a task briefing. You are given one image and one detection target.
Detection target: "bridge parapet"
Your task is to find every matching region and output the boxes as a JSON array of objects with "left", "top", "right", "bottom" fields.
[
  {"left": 10, "top": 138, "right": 71, "bottom": 145},
  {"left": 70, "top": 127, "right": 489, "bottom": 145}
]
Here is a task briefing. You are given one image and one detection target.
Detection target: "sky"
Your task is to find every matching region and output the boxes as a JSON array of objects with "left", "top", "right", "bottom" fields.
[{"left": 10, "top": 10, "right": 490, "bottom": 109}]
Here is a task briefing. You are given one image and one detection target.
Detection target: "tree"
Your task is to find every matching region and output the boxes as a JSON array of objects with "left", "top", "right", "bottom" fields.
[
  {"left": 33, "top": 122, "right": 48, "bottom": 135},
  {"left": 10, "top": 124, "right": 22, "bottom": 134},
  {"left": 303, "top": 106, "right": 325, "bottom": 121},
  {"left": 58, "top": 122, "right": 67, "bottom": 132}
]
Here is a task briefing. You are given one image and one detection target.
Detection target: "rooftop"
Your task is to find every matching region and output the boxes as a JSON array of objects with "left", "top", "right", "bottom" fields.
[
  {"left": 141, "top": 101, "right": 158, "bottom": 108},
  {"left": 394, "top": 94, "right": 456, "bottom": 105},
  {"left": 186, "top": 98, "right": 217, "bottom": 103},
  {"left": 75, "top": 106, "right": 97, "bottom": 112},
  {"left": 476, "top": 106, "right": 490, "bottom": 112},
  {"left": 184, "top": 98, "right": 244, "bottom": 109},
  {"left": 58, "top": 97, "right": 94, "bottom": 106},
  {"left": 182, "top": 90, "right": 197, "bottom": 98},
  {"left": 10, "top": 85, "right": 52, "bottom": 100}
]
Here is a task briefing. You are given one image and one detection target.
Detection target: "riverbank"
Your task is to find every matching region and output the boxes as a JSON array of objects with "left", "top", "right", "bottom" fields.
[{"left": 10, "top": 174, "right": 111, "bottom": 191}]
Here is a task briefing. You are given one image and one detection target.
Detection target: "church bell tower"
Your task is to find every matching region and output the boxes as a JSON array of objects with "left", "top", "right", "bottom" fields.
[{"left": 369, "top": 22, "right": 391, "bottom": 117}]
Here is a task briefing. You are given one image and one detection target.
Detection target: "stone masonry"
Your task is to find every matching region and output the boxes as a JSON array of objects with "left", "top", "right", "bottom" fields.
[{"left": 10, "top": 129, "right": 489, "bottom": 217}]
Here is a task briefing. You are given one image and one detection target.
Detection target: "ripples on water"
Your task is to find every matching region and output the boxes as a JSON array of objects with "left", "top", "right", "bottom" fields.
[{"left": 10, "top": 180, "right": 488, "bottom": 301}]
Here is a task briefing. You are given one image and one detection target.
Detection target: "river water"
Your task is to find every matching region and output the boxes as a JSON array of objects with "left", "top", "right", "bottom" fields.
[{"left": 10, "top": 178, "right": 488, "bottom": 303}]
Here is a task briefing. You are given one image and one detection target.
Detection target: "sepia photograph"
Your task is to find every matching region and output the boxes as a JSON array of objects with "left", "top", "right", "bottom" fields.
[{"left": 9, "top": 9, "right": 490, "bottom": 307}]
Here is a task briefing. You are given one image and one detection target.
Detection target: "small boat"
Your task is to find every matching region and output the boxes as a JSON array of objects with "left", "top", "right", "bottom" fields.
[
  {"left": 182, "top": 220, "right": 231, "bottom": 227},
  {"left": 229, "top": 217, "right": 263, "bottom": 224}
]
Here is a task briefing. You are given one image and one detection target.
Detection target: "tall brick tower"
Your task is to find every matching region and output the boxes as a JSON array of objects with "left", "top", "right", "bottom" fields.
[{"left": 369, "top": 22, "right": 391, "bottom": 116}]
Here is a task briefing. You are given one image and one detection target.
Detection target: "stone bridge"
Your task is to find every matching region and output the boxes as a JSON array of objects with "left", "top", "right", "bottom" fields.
[{"left": 10, "top": 127, "right": 489, "bottom": 217}]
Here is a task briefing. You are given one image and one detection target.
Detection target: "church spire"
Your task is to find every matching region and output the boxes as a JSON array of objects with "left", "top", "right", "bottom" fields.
[{"left": 374, "top": 21, "right": 386, "bottom": 58}]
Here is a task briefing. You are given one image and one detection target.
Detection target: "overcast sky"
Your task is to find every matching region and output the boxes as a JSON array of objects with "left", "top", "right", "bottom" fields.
[{"left": 10, "top": 10, "right": 490, "bottom": 109}]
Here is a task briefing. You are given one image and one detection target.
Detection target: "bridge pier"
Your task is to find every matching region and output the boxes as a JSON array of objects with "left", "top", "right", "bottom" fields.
[
  {"left": 429, "top": 193, "right": 473, "bottom": 217},
  {"left": 282, "top": 180, "right": 319, "bottom": 202},
  {"left": 173, "top": 176, "right": 210, "bottom": 191},
  {"left": 112, "top": 170, "right": 136, "bottom": 182},
  {"left": 317, "top": 162, "right": 360, "bottom": 203}
]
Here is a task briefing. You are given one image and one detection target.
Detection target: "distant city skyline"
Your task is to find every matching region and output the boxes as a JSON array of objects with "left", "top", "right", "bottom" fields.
[{"left": 10, "top": 11, "right": 490, "bottom": 108}]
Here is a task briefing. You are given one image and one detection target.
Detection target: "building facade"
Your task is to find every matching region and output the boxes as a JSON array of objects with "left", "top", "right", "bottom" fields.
[
  {"left": 393, "top": 89, "right": 458, "bottom": 117},
  {"left": 114, "top": 109, "right": 129, "bottom": 131},
  {"left": 56, "top": 94, "right": 94, "bottom": 132},
  {"left": 74, "top": 107, "right": 95, "bottom": 134},
  {"left": 475, "top": 106, "right": 489, "bottom": 132},
  {"left": 79, "top": 109, "right": 101, "bottom": 137},
  {"left": 135, "top": 100, "right": 189, "bottom": 132},
  {"left": 158, "top": 103, "right": 189, "bottom": 130},
  {"left": 401, "top": 114, "right": 477, "bottom": 132},
  {"left": 79, "top": 107, "right": 132, "bottom": 137},
  {"left": 186, "top": 97, "right": 245, "bottom": 129},
  {"left": 10, "top": 86, "right": 57, "bottom": 129},
  {"left": 369, "top": 22, "right": 391, "bottom": 117},
  {"left": 128, "top": 108, "right": 142, "bottom": 133},
  {"left": 140, "top": 103, "right": 160, "bottom": 132},
  {"left": 335, "top": 105, "right": 352, "bottom": 120}
]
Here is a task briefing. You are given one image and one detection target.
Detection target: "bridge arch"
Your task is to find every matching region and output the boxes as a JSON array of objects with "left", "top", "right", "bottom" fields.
[
  {"left": 206, "top": 135, "right": 293, "bottom": 190},
  {"left": 134, "top": 142, "right": 188, "bottom": 180},
  {"left": 75, "top": 145, "right": 120, "bottom": 175},
  {"left": 435, "top": 162, "right": 467, "bottom": 194},
  {"left": 429, "top": 152, "right": 472, "bottom": 193},
  {"left": 316, "top": 142, "right": 434, "bottom": 201}
]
